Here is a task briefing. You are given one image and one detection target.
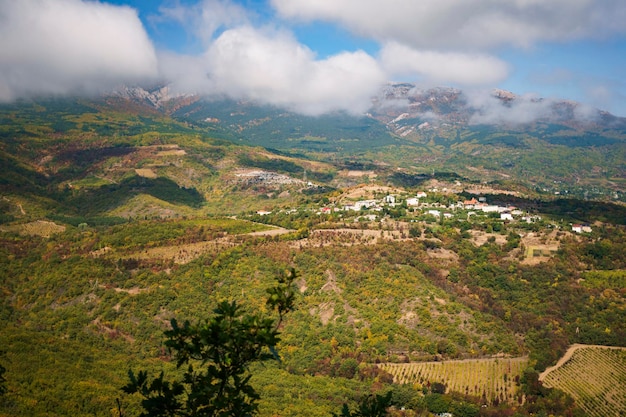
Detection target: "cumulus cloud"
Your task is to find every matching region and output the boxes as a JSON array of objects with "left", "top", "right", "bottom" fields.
[
  {"left": 380, "top": 42, "right": 509, "bottom": 86},
  {"left": 160, "top": 26, "right": 386, "bottom": 115},
  {"left": 271, "top": 0, "right": 626, "bottom": 50},
  {"left": 0, "top": 0, "right": 158, "bottom": 101}
]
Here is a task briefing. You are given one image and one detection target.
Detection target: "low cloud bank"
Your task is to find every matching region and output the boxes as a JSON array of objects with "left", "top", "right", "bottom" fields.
[
  {"left": 0, "top": 0, "right": 157, "bottom": 101},
  {"left": 160, "top": 26, "right": 386, "bottom": 116},
  {"left": 465, "top": 90, "right": 601, "bottom": 125}
]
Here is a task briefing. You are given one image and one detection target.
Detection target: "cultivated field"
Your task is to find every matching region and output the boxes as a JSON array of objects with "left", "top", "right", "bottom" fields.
[
  {"left": 539, "top": 345, "right": 626, "bottom": 417},
  {"left": 379, "top": 357, "right": 528, "bottom": 405}
]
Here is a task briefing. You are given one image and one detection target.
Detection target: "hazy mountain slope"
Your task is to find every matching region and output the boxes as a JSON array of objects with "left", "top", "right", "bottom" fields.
[
  {"left": 0, "top": 98, "right": 340, "bottom": 222},
  {"left": 159, "top": 85, "right": 626, "bottom": 199}
]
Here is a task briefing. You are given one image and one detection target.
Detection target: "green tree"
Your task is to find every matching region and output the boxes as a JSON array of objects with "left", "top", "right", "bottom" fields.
[
  {"left": 122, "top": 269, "right": 297, "bottom": 417},
  {"left": 333, "top": 392, "right": 393, "bottom": 417}
]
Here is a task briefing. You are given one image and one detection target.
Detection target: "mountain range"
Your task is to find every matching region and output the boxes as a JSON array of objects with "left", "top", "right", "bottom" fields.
[
  {"left": 1, "top": 82, "right": 625, "bottom": 205},
  {"left": 110, "top": 82, "right": 626, "bottom": 198}
]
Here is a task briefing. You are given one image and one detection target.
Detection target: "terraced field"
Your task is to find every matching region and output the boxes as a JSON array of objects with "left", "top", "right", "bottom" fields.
[
  {"left": 540, "top": 345, "right": 626, "bottom": 417},
  {"left": 379, "top": 357, "right": 528, "bottom": 404}
]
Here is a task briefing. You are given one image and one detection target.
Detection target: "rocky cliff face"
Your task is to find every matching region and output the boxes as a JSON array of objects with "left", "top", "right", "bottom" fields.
[
  {"left": 368, "top": 83, "right": 626, "bottom": 137},
  {"left": 109, "top": 85, "right": 199, "bottom": 113}
]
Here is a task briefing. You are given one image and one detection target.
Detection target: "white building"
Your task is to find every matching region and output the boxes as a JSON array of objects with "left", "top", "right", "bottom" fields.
[
  {"left": 500, "top": 213, "right": 513, "bottom": 221},
  {"left": 572, "top": 224, "right": 592, "bottom": 233},
  {"left": 406, "top": 197, "right": 420, "bottom": 207}
]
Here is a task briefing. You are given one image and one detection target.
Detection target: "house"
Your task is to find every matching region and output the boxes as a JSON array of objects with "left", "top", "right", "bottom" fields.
[
  {"left": 355, "top": 200, "right": 377, "bottom": 210},
  {"left": 522, "top": 215, "right": 541, "bottom": 223},
  {"left": 345, "top": 200, "right": 378, "bottom": 211},
  {"left": 480, "top": 205, "right": 501, "bottom": 213},
  {"left": 427, "top": 210, "right": 441, "bottom": 217},
  {"left": 463, "top": 198, "right": 478, "bottom": 207},
  {"left": 572, "top": 224, "right": 592, "bottom": 233},
  {"left": 500, "top": 213, "right": 513, "bottom": 221},
  {"left": 416, "top": 191, "right": 427, "bottom": 198},
  {"left": 406, "top": 197, "right": 419, "bottom": 207}
]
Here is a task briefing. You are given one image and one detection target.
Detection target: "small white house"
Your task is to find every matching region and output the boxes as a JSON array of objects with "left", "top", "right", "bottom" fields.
[
  {"left": 427, "top": 210, "right": 441, "bottom": 217},
  {"left": 347, "top": 200, "right": 378, "bottom": 211},
  {"left": 406, "top": 197, "right": 420, "bottom": 207},
  {"left": 480, "top": 205, "right": 501, "bottom": 213},
  {"left": 572, "top": 224, "right": 592, "bottom": 233},
  {"left": 500, "top": 213, "right": 513, "bottom": 221}
]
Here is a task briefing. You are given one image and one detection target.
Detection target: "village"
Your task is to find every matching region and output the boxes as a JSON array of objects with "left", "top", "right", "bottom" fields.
[{"left": 254, "top": 183, "right": 593, "bottom": 235}]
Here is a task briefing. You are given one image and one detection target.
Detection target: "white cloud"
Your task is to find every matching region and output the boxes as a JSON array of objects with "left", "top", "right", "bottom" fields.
[
  {"left": 0, "top": 0, "right": 158, "bottom": 101},
  {"left": 155, "top": 0, "right": 249, "bottom": 44},
  {"left": 161, "top": 26, "right": 386, "bottom": 115},
  {"left": 463, "top": 89, "right": 605, "bottom": 125},
  {"left": 271, "top": 0, "right": 626, "bottom": 49},
  {"left": 466, "top": 90, "right": 553, "bottom": 125},
  {"left": 380, "top": 42, "right": 509, "bottom": 86}
]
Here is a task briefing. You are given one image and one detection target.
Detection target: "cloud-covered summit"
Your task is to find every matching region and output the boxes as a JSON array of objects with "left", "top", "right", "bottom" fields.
[{"left": 0, "top": 0, "right": 625, "bottom": 116}]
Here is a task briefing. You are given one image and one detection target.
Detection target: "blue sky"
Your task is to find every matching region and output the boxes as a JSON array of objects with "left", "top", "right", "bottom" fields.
[{"left": 1, "top": 0, "right": 625, "bottom": 116}]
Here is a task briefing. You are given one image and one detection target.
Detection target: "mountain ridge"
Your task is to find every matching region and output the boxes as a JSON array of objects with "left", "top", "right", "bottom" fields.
[{"left": 1, "top": 84, "right": 625, "bottom": 203}]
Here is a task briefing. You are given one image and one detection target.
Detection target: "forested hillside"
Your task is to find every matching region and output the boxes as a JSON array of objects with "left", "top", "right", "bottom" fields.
[{"left": 1, "top": 97, "right": 625, "bottom": 416}]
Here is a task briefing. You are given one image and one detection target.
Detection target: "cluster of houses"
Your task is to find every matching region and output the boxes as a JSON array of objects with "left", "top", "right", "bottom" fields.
[
  {"left": 337, "top": 193, "right": 530, "bottom": 222},
  {"left": 257, "top": 190, "right": 593, "bottom": 233}
]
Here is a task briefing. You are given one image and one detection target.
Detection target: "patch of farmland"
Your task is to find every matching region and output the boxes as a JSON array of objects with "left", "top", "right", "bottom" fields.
[
  {"left": 540, "top": 345, "right": 626, "bottom": 417},
  {"left": 0, "top": 220, "right": 66, "bottom": 237},
  {"left": 120, "top": 225, "right": 291, "bottom": 264},
  {"left": 378, "top": 357, "right": 528, "bottom": 405}
]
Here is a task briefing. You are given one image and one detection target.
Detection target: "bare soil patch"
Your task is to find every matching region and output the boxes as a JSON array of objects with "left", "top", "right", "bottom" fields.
[
  {"left": 120, "top": 226, "right": 292, "bottom": 264},
  {"left": 468, "top": 230, "right": 507, "bottom": 246},
  {"left": 135, "top": 168, "right": 157, "bottom": 178},
  {"left": 157, "top": 149, "right": 186, "bottom": 157}
]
